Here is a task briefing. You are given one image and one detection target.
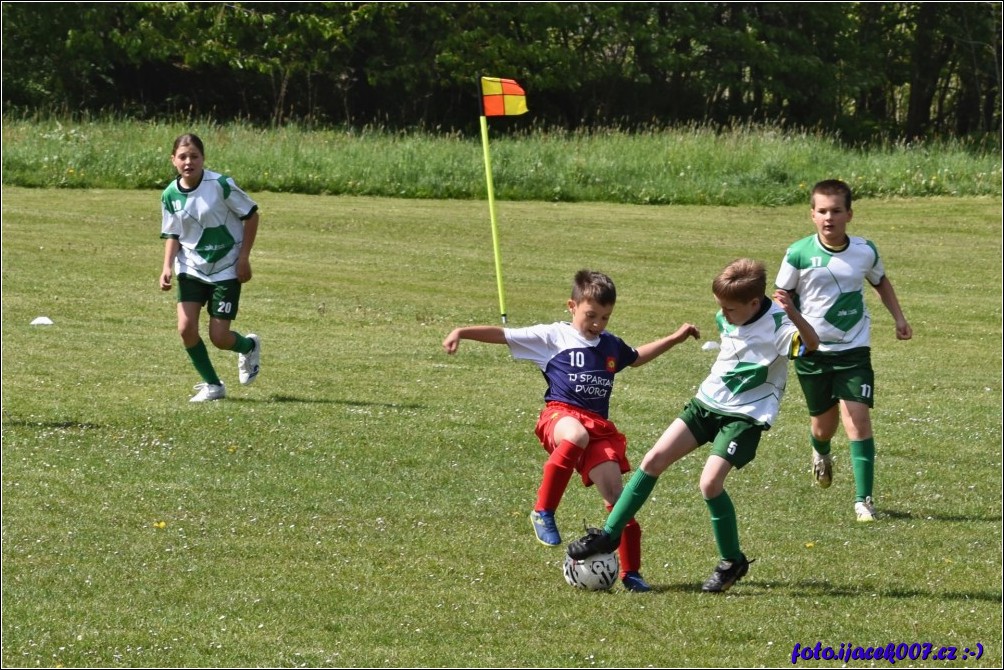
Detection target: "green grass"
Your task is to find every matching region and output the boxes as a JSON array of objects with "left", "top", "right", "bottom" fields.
[
  {"left": 2, "top": 117, "right": 1001, "bottom": 204},
  {"left": 2, "top": 187, "right": 1001, "bottom": 667}
]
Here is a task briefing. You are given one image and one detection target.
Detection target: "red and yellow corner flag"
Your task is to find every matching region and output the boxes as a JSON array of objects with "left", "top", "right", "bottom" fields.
[
  {"left": 480, "top": 76, "right": 528, "bottom": 117},
  {"left": 478, "top": 76, "right": 528, "bottom": 323}
]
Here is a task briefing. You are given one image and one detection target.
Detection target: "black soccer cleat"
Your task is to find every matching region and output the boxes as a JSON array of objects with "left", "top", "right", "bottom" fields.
[
  {"left": 701, "top": 553, "right": 753, "bottom": 593},
  {"left": 566, "top": 527, "right": 621, "bottom": 559}
]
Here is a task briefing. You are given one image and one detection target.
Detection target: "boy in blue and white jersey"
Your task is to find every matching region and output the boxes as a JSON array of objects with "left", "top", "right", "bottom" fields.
[
  {"left": 568, "top": 259, "right": 819, "bottom": 593},
  {"left": 443, "top": 270, "right": 699, "bottom": 592},
  {"left": 775, "top": 179, "right": 912, "bottom": 522}
]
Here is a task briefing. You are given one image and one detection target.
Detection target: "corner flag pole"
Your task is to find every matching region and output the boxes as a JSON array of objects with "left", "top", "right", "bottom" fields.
[
  {"left": 479, "top": 115, "right": 508, "bottom": 324},
  {"left": 478, "top": 76, "right": 528, "bottom": 325}
]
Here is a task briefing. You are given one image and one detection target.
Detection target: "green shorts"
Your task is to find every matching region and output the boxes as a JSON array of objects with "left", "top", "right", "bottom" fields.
[
  {"left": 177, "top": 274, "right": 243, "bottom": 320},
  {"left": 794, "top": 347, "right": 874, "bottom": 415},
  {"left": 679, "top": 399, "right": 766, "bottom": 469}
]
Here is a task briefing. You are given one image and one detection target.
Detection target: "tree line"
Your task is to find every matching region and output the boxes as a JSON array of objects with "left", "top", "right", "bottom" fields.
[{"left": 2, "top": 2, "right": 1000, "bottom": 143}]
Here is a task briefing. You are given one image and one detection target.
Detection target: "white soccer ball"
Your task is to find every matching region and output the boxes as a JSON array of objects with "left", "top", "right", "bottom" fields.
[{"left": 562, "top": 552, "right": 619, "bottom": 591}]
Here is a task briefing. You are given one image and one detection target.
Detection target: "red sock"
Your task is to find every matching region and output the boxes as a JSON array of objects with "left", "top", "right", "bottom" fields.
[
  {"left": 535, "top": 439, "right": 582, "bottom": 511},
  {"left": 607, "top": 503, "right": 642, "bottom": 577}
]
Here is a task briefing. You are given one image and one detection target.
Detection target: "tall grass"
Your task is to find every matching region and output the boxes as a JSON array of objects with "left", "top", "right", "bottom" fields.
[
  {"left": 2, "top": 186, "right": 1001, "bottom": 667},
  {"left": 2, "top": 117, "right": 1000, "bottom": 205}
]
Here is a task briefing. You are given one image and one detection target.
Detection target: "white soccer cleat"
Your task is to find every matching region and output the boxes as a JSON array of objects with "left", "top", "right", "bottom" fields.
[
  {"left": 190, "top": 382, "right": 226, "bottom": 403},
  {"left": 812, "top": 449, "right": 833, "bottom": 489},
  {"left": 855, "top": 496, "right": 876, "bottom": 522},
  {"left": 238, "top": 334, "right": 261, "bottom": 385}
]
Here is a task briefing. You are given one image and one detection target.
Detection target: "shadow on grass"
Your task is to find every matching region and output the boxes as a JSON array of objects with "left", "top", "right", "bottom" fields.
[
  {"left": 649, "top": 583, "right": 706, "bottom": 594},
  {"left": 646, "top": 579, "right": 1000, "bottom": 603},
  {"left": 782, "top": 580, "right": 1001, "bottom": 603},
  {"left": 881, "top": 508, "right": 1002, "bottom": 523},
  {"left": 230, "top": 394, "right": 426, "bottom": 410},
  {"left": 1, "top": 419, "right": 103, "bottom": 430}
]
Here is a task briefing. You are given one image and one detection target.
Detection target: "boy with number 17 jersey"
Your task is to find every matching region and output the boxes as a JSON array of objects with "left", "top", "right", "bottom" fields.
[
  {"left": 775, "top": 179, "right": 911, "bottom": 522},
  {"left": 774, "top": 235, "right": 884, "bottom": 351}
]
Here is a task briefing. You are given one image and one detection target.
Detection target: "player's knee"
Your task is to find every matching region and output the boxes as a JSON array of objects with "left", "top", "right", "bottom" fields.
[
  {"left": 811, "top": 413, "right": 839, "bottom": 439},
  {"left": 591, "top": 464, "right": 623, "bottom": 502},
  {"left": 178, "top": 323, "right": 198, "bottom": 343},
  {"left": 699, "top": 476, "right": 724, "bottom": 499}
]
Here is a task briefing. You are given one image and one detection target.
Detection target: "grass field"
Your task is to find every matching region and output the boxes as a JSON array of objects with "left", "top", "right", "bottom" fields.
[{"left": 2, "top": 186, "right": 1001, "bottom": 667}]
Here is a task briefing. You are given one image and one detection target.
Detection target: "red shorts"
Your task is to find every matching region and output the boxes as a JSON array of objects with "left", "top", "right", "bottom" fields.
[{"left": 534, "top": 401, "right": 630, "bottom": 487}]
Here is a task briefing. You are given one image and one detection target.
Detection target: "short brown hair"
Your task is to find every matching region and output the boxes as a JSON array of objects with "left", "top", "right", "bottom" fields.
[
  {"left": 712, "top": 259, "right": 766, "bottom": 303},
  {"left": 571, "top": 269, "right": 617, "bottom": 305},
  {"left": 811, "top": 179, "right": 852, "bottom": 210}
]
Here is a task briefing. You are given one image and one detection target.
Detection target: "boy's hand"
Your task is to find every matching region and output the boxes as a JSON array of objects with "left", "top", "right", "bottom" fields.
[
  {"left": 895, "top": 320, "right": 913, "bottom": 340},
  {"left": 674, "top": 323, "right": 701, "bottom": 342},
  {"left": 159, "top": 270, "right": 173, "bottom": 291},
  {"left": 443, "top": 329, "right": 461, "bottom": 354},
  {"left": 772, "top": 289, "right": 796, "bottom": 315}
]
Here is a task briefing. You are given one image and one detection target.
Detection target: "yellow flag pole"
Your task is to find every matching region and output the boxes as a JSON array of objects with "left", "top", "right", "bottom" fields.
[{"left": 479, "top": 114, "right": 508, "bottom": 324}]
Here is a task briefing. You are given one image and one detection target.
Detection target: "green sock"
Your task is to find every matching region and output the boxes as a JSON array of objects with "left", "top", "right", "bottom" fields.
[
  {"left": 186, "top": 339, "right": 222, "bottom": 385},
  {"left": 229, "top": 333, "right": 254, "bottom": 355},
  {"left": 604, "top": 469, "right": 658, "bottom": 537},
  {"left": 705, "top": 491, "right": 741, "bottom": 561},
  {"left": 810, "top": 434, "right": 831, "bottom": 456},
  {"left": 850, "top": 438, "right": 875, "bottom": 502}
]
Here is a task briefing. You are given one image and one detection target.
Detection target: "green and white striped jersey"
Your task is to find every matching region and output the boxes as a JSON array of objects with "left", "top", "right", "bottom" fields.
[
  {"left": 696, "top": 299, "right": 806, "bottom": 426},
  {"left": 161, "top": 169, "right": 258, "bottom": 283},
  {"left": 775, "top": 234, "right": 885, "bottom": 352}
]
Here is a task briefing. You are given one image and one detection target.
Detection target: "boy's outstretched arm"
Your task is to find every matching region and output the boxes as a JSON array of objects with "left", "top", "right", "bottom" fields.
[
  {"left": 443, "top": 326, "right": 507, "bottom": 354},
  {"left": 772, "top": 290, "right": 820, "bottom": 353},
  {"left": 632, "top": 323, "right": 700, "bottom": 366}
]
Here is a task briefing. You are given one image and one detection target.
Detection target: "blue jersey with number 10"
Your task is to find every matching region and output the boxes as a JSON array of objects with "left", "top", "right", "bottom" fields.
[{"left": 504, "top": 322, "right": 639, "bottom": 418}]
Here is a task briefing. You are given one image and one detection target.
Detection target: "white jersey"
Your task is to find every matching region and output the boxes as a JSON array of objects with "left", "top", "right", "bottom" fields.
[
  {"left": 696, "top": 298, "right": 806, "bottom": 426},
  {"left": 161, "top": 169, "right": 258, "bottom": 283},
  {"left": 775, "top": 234, "right": 885, "bottom": 352}
]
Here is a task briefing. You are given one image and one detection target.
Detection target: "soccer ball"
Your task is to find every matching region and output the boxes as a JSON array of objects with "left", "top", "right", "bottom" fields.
[{"left": 562, "top": 552, "right": 619, "bottom": 591}]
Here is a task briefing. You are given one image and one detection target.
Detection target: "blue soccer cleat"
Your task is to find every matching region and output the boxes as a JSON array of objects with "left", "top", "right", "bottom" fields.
[
  {"left": 621, "top": 571, "right": 652, "bottom": 592},
  {"left": 530, "top": 510, "right": 561, "bottom": 546}
]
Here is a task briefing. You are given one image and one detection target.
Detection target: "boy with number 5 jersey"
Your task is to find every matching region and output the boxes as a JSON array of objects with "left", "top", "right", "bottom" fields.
[
  {"left": 775, "top": 179, "right": 912, "bottom": 521},
  {"left": 568, "top": 259, "right": 819, "bottom": 593},
  {"left": 159, "top": 133, "right": 262, "bottom": 402},
  {"left": 443, "top": 269, "right": 699, "bottom": 592}
]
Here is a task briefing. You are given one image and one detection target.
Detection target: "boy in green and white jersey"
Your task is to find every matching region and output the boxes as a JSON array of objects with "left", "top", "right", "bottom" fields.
[
  {"left": 567, "top": 259, "right": 819, "bottom": 593},
  {"left": 775, "top": 179, "right": 912, "bottom": 521},
  {"left": 160, "top": 133, "right": 262, "bottom": 402}
]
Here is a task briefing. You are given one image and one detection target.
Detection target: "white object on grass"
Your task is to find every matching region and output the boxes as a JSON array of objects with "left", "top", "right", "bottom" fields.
[
  {"left": 563, "top": 552, "right": 619, "bottom": 591},
  {"left": 701, "top": 341, "right": 720, "bottom": 351},
  {"left": 30, "top": 316, "right": 54, "bottom": 326}
]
